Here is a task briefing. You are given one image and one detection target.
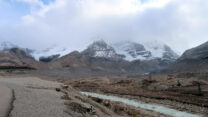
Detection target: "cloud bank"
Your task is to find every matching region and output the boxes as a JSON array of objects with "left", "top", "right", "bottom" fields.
[{"left": 0, "top": 0, "right": 208, "bottom": 54}]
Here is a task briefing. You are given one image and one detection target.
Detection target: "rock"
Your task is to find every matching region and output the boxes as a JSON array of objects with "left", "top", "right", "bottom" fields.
[
  {"left": 55, "top": 88, "right": 61, "bottom": 92},
  {"left": 61, "top": 85, "right": 69, "bottom": 89},
  {"left": 39, "top": 54, "right": 60, "bottom": 62},
  {"left": 103, "top": 100, "right": 111, "bottom": 107}
]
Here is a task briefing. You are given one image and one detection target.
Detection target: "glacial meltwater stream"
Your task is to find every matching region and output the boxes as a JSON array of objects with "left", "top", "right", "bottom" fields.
[{"left": 80, "top": 92, "right": 203, "bottom": 117}]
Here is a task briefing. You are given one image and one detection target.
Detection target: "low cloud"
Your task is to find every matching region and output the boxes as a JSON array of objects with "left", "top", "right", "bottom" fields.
[{"left": 0, "top": 0, "right": 208, "bottom": 54}]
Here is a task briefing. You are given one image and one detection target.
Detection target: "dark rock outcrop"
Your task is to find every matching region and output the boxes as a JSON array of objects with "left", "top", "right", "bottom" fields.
[{"left": 39, "top": 54, "right": 60, "bottom": 63}]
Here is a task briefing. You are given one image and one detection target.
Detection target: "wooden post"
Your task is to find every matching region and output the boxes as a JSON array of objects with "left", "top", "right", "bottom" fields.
[
  {"left": 197, "top": 83, "right": 203, "bottom": 96},
  {"left": 148, "top": 73, "right": 152, "bottom": 81},
  {"left": 177, "top": 80, "right": 181, "bottom": 87}
]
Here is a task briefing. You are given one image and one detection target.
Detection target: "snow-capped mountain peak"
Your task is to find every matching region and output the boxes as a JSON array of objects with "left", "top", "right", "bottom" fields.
[
  {"left": 143, "top": 41, "right": 165, "bottom": 58},
  {"left": 113, "top": 40, "right": 179, "bottom": 61},
  {"left": 0, "top": 40, "right": 178, "bottom": 62},
  {"left": 81, "top": 40, "right": 179, "bottom": 61},
  {"left": 143, "top": 41, "right": 179, "bottom": 60},
  {"left": 82, "top": 39, "right": 124, "bottom": 59}
]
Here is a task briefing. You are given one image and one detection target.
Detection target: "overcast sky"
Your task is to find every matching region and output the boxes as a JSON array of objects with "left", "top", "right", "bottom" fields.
[{"left": 0, "top": 0, "right": 208, "bottom": 54}]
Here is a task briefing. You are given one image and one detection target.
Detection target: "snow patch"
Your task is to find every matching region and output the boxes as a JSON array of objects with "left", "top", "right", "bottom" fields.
[
  {"left": 143, "top": 41, "right": 165, "bottom": 58},
  {"left": 31, "top": 45, "right": 73, "bottom": 60}
]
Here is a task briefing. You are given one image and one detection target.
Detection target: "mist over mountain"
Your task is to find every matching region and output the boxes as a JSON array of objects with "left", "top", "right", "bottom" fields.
[
  {"left": 1, "top": 0, "right": 208, "bottom": 54},
  {"left": 0, "top": 39, "right": 178, "bottom": 62},
  {"left": 3, "top": 39, "right": 208, "bottom": 76},
  {"left": 0, "top": 39, "right": 179, "bottom": 76}
]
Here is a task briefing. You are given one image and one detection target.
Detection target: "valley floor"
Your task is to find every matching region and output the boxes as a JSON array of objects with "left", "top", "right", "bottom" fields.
[
  {"left": 0, "top": 75, "right": 208, "bottom": 117},
  {"left": 67, "top": 75, "right": 208, "bottom": 117}
]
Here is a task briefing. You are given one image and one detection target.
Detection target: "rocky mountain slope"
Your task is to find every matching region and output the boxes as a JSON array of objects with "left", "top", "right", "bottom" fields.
[
  {"left": 81, "top": 40, "right": 178, "bottom": 74},
  {"left": 0, "top": 42, "right": 45, "bottom": 69},
  {"left": 168, "top": 41, "right": 208, "bottom": 73},
  {"left": 0, "top": 48, "right": 44, "bottom": 69},
  {"left": 46, "top": 40, "right": 178, "bottom": 77},
  {"left": 23, "top": 40, "right": 178, "bottom": 63},
  {"left": 0, "top": 40, "right": 179, "bottom": 76}
]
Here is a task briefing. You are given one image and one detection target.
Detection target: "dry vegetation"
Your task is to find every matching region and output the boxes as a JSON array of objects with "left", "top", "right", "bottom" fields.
[
  {"left": 59, "top": 82, "right": 164, "bottom": 117},
  {"left": 66, "top": 74, "right": 208, "bottom": 116}
]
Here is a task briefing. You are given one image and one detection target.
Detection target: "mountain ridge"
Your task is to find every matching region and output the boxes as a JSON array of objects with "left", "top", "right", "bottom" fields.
[
  {"left": 0, "top": 40, "right": 179, "bottom": 76},
  {"left": 167, "top": 41, "right": 208, "bottom": 73}
]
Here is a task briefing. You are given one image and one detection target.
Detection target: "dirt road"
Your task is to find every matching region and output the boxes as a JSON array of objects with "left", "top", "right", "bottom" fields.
[
  {"left": 0, "top": 84, "right": 13, "bottom": 117},
  {"left": 0, "top": 77, "right": 69, "bottom": 117}
]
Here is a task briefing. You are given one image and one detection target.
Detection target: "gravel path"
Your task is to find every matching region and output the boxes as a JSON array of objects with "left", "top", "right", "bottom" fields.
[{"left": 0, "top": 77, "right": 69, "bottom": 117}]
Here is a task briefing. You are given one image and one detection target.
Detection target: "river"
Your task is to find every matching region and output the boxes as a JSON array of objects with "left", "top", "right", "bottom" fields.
[{"left": 81, "top": 92, "right": 203, "bottom": 117}]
